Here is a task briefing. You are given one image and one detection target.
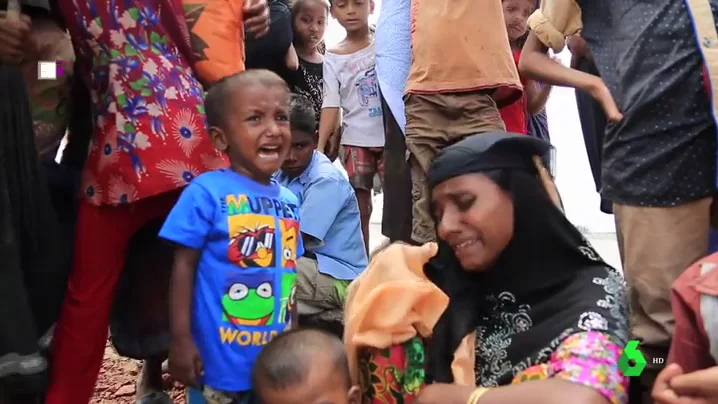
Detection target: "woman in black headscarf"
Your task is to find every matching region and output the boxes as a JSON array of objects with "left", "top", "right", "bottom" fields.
[{"left": 416, "top": 132, "right": 630, "bottom": 404}]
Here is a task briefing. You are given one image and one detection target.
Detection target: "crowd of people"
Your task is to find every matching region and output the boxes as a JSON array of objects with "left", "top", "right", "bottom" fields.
[{"left": 2, "top": 0, "right": 718, "bottom": 403}]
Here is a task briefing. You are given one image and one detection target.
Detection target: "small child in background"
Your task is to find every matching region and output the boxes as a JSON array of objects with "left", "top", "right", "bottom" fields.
[
  {"left": 318, "top": 0, "right": 383, "bottom": 255},
  {"left": 499, "top": 0, "right": 553, "bottom": 134},
  {"left": 159, "top": 70, "right": 303, "bottom": 404},
  {"left": 252, "top": 329, "right": 361, "bottom": 404},
  {"left": 666, "top": 253, "right": 718, "bottom": 373},
  {"left": 652, "top": 251, "right": 718, "bottom": 403},
  {"left": 288, "top": 0, "right": 330, "bottom": 126}
]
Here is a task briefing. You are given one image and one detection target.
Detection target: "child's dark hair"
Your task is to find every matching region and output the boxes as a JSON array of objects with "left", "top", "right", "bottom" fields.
[
  {"left": 252, "top": 329, "right": 351, "bottom": 394},
  {"left": 292, "top": 0, "right": 330, "bottom": 15},
  {"left": 205, "top": 69, "right": 289, "bottom": 131},
  {"left": 289, "top": 94, "right": 318, "bottom": 134}
]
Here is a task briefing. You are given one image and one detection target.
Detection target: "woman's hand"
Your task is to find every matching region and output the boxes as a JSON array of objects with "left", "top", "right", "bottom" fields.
[
  {"left": 244, "top": 0, "right": 270, "bottom": 38},
  {"left": 415, "top": 384, "right": 476, "bottom": 404},
  {"left": 0, "top": 11, "right": 31, "bottom": 64},
  {"left": 168, "top": 334, "right": 203, "bottom": 388}
]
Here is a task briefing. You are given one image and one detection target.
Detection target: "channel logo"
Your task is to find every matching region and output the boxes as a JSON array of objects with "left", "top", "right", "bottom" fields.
[
  {"left": 618, "top": 340, "right": 648, "bottom": 376},
  {"left": 37, "top": 61, "right": 71, "bottom": 80}
]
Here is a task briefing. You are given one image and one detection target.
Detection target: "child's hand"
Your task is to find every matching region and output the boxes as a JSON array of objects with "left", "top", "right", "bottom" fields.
[
  {"left": 653, "top": 364, "right": 684, "bottom": 404},
  {"left": 651, "top": 363, "right": 718, "bottom": 404},
  {"left": 667, "top": 366, "right": 718, "bottom": 403},
  {"left": 327, "top": 131, "right": 341, "bottom": 162},
  {"left": 586, "top": 75, "right": 623, "bottom": 122},
  {"left": 169, "top": 335, "right": 203, "bottom": 388}
]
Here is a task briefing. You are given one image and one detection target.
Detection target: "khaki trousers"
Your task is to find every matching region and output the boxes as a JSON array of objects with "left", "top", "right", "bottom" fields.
[{"left": 614, "top": 197, "right": 712, "bottom": 369}]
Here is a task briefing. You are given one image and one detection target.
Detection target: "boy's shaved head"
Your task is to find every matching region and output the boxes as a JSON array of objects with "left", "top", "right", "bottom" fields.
[
  {"left": 205, "top": 69, "right": 289, "bottom": 131},
  {"left": 252, "top": 328, "right": 350, "bottom": 392}
]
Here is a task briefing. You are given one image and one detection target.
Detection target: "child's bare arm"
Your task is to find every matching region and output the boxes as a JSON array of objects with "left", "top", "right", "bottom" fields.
[
  {"left": 519, "top": 33, "right": 622, "bottom": 121},
  {"left": 525, "top": 80, "right": 551, "bottom": 115},
  {"left": 520, "top": 34, "right": 590, "bottom": 89},
  {"left": 318, "top": 107, "right": 340, "bottom": 152},
  {"left": 326, "top": 117, "right": 342, "bottom": 161},
  {"left": 168, "top": 246, "right": 203, "bottom": 387},
  {"left": 285, "top": 43, "right": 299, "bottom": 71},
  {"left": 170, "top": 246, "right": 199, "bottom": 339},
  {"left": 319, "top": 55, "right": 342, "bottom": 153}
]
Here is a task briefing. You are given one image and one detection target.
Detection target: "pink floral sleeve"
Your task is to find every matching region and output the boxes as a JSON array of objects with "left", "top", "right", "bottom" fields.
[
  {"left": 512, "top": 331, "right": 628, "bottom": 403},
  {"left": 548, "top": 331, "right": 629, "bottom": 404}
]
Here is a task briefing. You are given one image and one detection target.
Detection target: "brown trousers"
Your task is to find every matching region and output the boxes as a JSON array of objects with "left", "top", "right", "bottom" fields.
[
  {"left": 614, "top": 197, "right": 712, "bottom": 374},
  {"left": 404, "top": 92, "right": 505, "bottom": 244}
]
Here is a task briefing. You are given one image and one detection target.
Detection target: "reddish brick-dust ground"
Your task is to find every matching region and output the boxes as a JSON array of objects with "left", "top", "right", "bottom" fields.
[{"left": 92, "top": 341, "right": 183, "bottom": 404}]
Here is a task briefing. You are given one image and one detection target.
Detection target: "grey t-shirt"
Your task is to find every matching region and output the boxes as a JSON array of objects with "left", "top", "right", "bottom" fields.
[{"left": 322, "top": 43, "right": 385, "bottom": 148}]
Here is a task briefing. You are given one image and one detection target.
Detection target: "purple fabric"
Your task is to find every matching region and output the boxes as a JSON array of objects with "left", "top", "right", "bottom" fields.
[{"left": 709, "top": 230, "right": 718, "bottom": 253}]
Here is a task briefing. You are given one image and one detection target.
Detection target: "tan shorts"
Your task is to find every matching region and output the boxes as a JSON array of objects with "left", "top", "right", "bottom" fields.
[
  {"left": 404, "top": 92, "right": 505, "bottom": 244},
  {"left": 295, "top": 257, "right": 351, "bottom": 315}
]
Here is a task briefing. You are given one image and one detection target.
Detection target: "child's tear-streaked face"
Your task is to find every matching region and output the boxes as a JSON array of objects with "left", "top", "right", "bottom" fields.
[{"left": 210, "top": 84, "right": 291, "bottom": 183}]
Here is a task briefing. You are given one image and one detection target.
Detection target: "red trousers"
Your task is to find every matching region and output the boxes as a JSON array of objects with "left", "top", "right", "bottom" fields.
[{"left": 46, "top": 191, "right": 179, "bottom": 404}]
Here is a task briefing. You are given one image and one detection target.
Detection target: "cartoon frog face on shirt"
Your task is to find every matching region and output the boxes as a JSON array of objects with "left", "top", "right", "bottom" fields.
[{"left": 221, "top": 272, "right": 275, "bottom": 326}]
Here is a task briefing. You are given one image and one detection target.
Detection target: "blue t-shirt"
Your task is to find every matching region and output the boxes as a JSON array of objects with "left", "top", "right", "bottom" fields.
[
  {"left": 274, "top": 152, "right": 367, "bottom": 280},
  {"left": 159, "top": 169, "right": 304, "bottom": 392}
]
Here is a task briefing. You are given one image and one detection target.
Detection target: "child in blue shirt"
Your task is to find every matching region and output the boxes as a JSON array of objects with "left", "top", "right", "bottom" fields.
[{"left": 159, "top": 69, "right": 303, "bottom": 404}]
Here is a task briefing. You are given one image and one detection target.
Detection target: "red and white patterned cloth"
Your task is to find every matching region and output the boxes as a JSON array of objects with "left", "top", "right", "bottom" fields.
[{"left": 60, "top": 0, "right": 227, "bottom": 206}]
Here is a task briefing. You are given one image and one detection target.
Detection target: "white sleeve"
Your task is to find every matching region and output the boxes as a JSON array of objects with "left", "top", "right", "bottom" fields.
[{"left": 322, "top": 55, "right": 341, "bottom": 109}]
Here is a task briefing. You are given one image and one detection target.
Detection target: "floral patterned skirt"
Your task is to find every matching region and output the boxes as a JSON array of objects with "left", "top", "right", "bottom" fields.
[{"left": 358, "top": 336, "right": 427, "bottom": 404}]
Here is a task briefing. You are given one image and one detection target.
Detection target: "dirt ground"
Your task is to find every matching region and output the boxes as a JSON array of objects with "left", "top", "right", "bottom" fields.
[{"left": 92, "top": 342, "right": 184, "bottom": 404}]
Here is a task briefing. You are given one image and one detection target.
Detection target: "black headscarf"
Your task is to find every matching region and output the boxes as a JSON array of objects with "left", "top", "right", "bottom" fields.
[{"left": 424, "top": 132, "right": 628, "bottom": 386}]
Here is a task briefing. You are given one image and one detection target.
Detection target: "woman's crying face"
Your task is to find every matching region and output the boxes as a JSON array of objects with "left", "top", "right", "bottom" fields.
[{"left": 431, "top": 173, "right": 514, "bottom": 271}]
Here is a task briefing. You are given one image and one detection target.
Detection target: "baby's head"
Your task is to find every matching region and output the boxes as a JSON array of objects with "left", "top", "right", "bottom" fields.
[
  {"left": 205, "top": 69, "right": 291, "bottom": 184},
  {"left": 253, "top": 329, "right": 361, "bottom": 404}
]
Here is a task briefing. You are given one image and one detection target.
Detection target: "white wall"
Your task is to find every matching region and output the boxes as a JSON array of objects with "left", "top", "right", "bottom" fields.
[{"left": 548, "top": 51, "right": 615, "bottom": 233}]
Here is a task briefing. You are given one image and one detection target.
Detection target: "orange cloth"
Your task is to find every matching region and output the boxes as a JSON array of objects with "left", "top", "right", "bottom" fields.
[
  {"left": 344, "top": 242, "right": 476, "bottom": 386},
  {"left": 182, "top": 0, "right": 245, "bottom": 86}
]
